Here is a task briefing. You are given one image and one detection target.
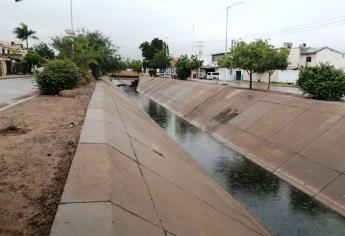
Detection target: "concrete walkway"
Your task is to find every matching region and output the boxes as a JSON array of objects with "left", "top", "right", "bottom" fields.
[
  {"left": 191, "top": 78, "right": 302, "bottom": 95},
  {"left": 0, "top": 77, "right": 36, "bottom": 108},
  {"left": 50, "top": 80, "right": 270, "bottom": 236}
]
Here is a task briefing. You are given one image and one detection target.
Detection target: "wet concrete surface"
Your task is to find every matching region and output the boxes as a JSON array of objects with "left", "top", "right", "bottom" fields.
[
  {"left": 123, "top": 85, "right": 345, "bottom": 236},
  {"left": 0, "top": 77, "right": 36, "bottom": 106}
]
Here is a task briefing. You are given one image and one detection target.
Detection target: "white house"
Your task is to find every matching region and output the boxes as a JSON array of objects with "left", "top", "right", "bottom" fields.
[{"left": 215, "top": 43, "right": 345, "bottom": 84}]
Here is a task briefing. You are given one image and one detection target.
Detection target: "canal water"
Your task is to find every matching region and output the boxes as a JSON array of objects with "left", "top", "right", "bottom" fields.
[{"left": 121, "top": 85, "right": 345, "bottom": 236}]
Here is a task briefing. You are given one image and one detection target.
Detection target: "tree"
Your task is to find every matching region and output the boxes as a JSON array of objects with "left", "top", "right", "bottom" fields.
[
  {"left": 21, "top": 51, "right": 45, "bottom": 74},
  {"left": 175, "top": 55, "right": 203, "bottom": 80},
  {"left": 52, "top": 30, "right": 122, "bottom": 78},
  {"left": 139, "top": 38, "right": 169, "bottom": 76},
  {"left": 13, "top": 23, "right": 38, "bottom": 50},
  {"left": 220, "top": 39, "right": 272, "bottom": 89},
  {"left": 130, "top": 60, "right": 143, "bottom": 73},
  {"left": 33, "top": 42, "right": 55, "bottom": 59},
  {"left": 297, "top": 63, "right": 345, "bottom": 101},
  {"left": 259, "top": 48, "right": 289, "bottom": 90},
  {"left": 151, "top": 50, "right": 170, "bottom": 71}
]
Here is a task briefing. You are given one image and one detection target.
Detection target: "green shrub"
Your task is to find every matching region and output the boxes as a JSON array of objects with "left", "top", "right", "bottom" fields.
[
  {"left": 297, "top": 63, "right": 345, "bottom": 101},
  {"left": 35, "top": 60, "right": 80, "bottom": 95}
]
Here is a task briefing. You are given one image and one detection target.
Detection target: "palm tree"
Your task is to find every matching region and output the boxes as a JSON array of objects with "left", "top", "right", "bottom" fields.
[{"left": 13, "top": 23, "right": 38, "bottom": 50}]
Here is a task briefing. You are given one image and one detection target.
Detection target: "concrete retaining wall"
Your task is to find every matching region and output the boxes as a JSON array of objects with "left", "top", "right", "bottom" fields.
[
  {"left": 138, "top": 77, "right": 345, "bottom": 216},
  {"left": 50, "top": 80, "right": 269, "bottom": 236}
]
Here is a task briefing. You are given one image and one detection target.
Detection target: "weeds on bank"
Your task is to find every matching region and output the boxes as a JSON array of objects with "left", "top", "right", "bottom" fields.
[{"left": 0, "top": 118, "right": 28, "bottom": 135}]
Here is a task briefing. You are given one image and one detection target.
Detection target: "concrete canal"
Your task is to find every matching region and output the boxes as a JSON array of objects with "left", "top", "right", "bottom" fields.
[{"left": 121, "top": 85, "right": 345, "bottom": 236}]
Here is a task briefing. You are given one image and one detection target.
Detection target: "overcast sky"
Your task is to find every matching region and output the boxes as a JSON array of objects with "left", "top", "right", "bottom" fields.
[{"left": 1, "top": 0, "right": 344, "bottom": 63}]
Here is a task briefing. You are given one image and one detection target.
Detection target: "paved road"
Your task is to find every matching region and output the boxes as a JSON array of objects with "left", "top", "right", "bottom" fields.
[
  {"left": 191, "top": 79, "right": 303, "bottom": 95},
  {"left": 0, "top": 77, "right": 36, "bottom": 107}
]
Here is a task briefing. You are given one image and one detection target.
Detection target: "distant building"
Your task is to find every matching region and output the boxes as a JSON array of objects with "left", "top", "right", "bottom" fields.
[
  {"left": 288, "top": 44, "right": 345, "bottom": 70},
  {"left": 211, "top": 53, "right": 225, "bottom": 65},
  {"left": 0, "top": 41, "right": 26, "bottom": 77},
  {"left": 214, "top": 43, "right": 345, "bottom": 83}
]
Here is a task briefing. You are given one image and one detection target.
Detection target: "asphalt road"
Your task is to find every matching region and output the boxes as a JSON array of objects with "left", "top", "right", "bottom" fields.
[{"left": 0, "top": 77, "right": 36, "bottom": 107}]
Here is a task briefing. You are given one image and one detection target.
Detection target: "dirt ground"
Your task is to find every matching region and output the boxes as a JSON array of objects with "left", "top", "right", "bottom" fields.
[{"left": 0, "top": 83, "right": 95, "bottom": 236}]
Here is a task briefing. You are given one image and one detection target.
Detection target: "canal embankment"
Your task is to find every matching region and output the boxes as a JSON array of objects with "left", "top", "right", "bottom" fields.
[
  {"left": 137, "top": 77, "right": 345, "bottom": 217},
  {"left": 50, "top": 80, "right": 270, "bottom": 236}
]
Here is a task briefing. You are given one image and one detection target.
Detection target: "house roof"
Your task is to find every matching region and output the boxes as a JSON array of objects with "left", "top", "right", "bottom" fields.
[
  {"left": 300, "top": 47, "right": 344, "bottom": 55},
  {"left": 211, "top": 53, "right": 225, "bottom": 57}
]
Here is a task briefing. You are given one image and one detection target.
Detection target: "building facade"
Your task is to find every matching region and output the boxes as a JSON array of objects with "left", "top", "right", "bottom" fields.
[
  {"left": 0, "top": 41, "right": 26, "bottom": 77},
  {"left": 214, "top": 44, "right": 345, "bottom": 84}
]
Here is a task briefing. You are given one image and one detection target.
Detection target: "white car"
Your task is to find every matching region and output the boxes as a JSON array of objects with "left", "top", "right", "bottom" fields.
[{"left": 207, "top": 72, "right": 219, "bottom": 80}]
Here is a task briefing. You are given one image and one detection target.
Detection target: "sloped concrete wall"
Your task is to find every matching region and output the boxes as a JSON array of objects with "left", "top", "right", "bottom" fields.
[
  {"left": 138, "top": 77, "right": 345, "bottom": 216},
  {"left": 50, "top": 80, "right": 270, "bottom": 236}
]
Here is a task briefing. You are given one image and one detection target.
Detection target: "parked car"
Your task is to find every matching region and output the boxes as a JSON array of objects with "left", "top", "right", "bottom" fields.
[{"left": 207, "top": 72, "right": 219, "bottom": 80}]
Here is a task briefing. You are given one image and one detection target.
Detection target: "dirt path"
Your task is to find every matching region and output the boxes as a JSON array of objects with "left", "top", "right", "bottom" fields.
[{"left": 0, "top": 83, "right": 94, "bottom": 236}]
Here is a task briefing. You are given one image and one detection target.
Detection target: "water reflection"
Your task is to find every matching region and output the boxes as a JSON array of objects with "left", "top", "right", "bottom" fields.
[
  {"left": 122, "top": 85, "right": 345, "bottom": 236},
  {"left": 214, "top": 156, "right": 280, "bottom": 195}
]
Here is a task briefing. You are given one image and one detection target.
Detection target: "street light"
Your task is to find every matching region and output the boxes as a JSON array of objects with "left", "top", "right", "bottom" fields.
[
  {"left": 224, "top": 1, "right": 246, "bottom": 81},
  {"left": 225, "top": 1, "right": 246, "bottom": 53}
]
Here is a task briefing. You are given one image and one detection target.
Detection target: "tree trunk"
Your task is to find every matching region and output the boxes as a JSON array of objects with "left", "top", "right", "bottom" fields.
[
  {"left": 268, "top": 73, "right": 272, "bottom": 91},
  {"left": 249, "top": 72, "right": 253, "bottom": 89},
  {"left": 26, "top": 39, "right": 29, "bottom": 50}
]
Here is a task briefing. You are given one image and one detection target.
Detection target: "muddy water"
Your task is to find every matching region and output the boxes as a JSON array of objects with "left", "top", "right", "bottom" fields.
[{"left": 121, "top": 86, "right": 345, "bottom": 236}]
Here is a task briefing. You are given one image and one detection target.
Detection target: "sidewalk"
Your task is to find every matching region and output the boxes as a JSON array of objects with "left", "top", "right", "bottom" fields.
[
  {"left": 0, "top": 75, "right": 31, "bottom": 80},
  {"left": 191, "top": 79, "right": 302, "bottom": 95}
]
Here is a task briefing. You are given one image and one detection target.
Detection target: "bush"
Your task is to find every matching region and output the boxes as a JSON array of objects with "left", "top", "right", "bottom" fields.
[
  {"left": 297, "top": 64, "right": 345, "bottom": 101},
  {"left": 35, "top": 60, "right": 80, "bottom": 95}
]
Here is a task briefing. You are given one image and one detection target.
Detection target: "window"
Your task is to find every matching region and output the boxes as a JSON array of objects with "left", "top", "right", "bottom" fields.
[{"left": 306, "top": 57, "right": 312, "bottom": 63}]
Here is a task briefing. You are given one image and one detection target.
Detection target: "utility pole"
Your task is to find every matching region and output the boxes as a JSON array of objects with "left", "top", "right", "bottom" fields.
[
  {"left": 165, "top": 36, "right": 168, "bottom": 76},
  {"left": 224, "top": 2, "right": 245, "bottom": 81},
  {"left": 196, "top": 41, "right": 203, "bottom": 79},
  {"left": 70, "top": 0, "right": 74, "bottom": 33}
]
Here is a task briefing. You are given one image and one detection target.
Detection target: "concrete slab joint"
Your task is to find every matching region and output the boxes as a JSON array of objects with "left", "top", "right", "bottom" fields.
[{"left": 50, "top": 80, "right": 270, "bottom": 236}]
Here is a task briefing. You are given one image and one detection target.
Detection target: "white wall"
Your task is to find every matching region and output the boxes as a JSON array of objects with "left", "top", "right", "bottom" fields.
[
  {"left": 315, "top": 48, "right": 345, "bottom": 70},
  {"left": 219, "top": 68, "right": 231, "bottom": 80},
  {"left": 241, "top": 70, "right": 299, "bottom": 84},
  {"left": 288, "top": 48, "right": 301, "bottom": 69}
]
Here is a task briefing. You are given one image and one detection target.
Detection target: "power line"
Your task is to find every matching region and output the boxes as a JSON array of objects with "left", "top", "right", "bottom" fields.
[
  {"left": 241, "top": 15, "right": 345, "bottom": 38},
  {"left": 167, "top": 8, "right": 226, "bottom": 39},
  {"left": 72, "top": 1, "right": 85, "bottom": 30}
]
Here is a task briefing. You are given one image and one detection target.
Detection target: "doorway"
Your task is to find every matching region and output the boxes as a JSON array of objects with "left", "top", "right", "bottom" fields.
[{"left": 235, "top": 71, "right": 242, "bottom": 81}]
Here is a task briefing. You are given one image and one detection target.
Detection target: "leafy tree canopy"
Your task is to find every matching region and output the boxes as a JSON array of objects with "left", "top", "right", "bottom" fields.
[
  {"left": 139, "top": 38, "right": 170, "bottom": 74},
  {"left": 219, "top": 39, "right": 288, "bottom": 89},
  {"left": 52, "top": 30, "right": 122, "bottom": 78},
  {"left": 33, "top": 42, "right": 55, "bottom": 60},
  {"left": 20, "top": 51, "right": 45, "bottom": 74},
  {"left": 130, "top": 60, "right": 143, "bottom": 73},
  {"left": 175, "top": 55, "right": 203, "bottom": 80}
]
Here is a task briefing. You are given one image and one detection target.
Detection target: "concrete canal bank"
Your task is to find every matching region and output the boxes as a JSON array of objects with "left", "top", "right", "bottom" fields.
[
  {"left": 138, "top": 77, "right": 345, "bottom": 216},
  {"left": 50, "top": 80, "right": 270, "bottom": 235}
]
